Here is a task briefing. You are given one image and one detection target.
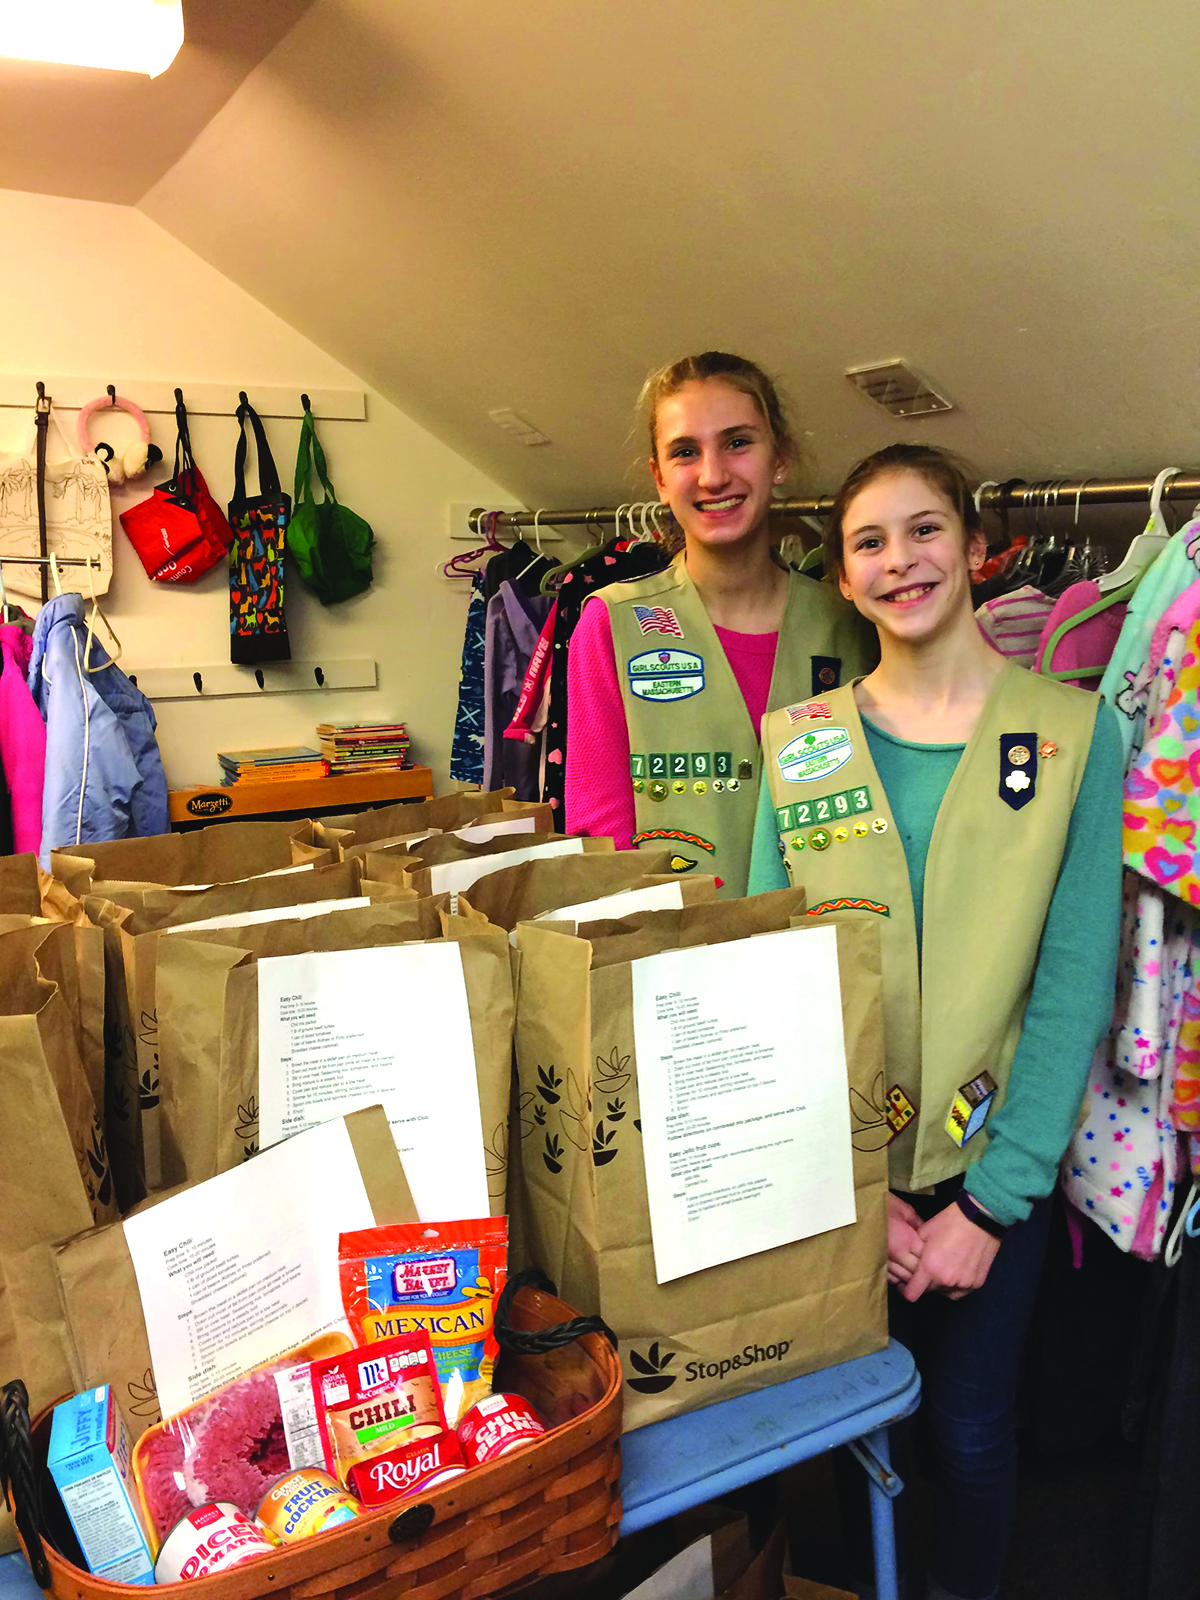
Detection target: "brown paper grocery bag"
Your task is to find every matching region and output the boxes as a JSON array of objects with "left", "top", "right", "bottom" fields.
[
  {"left": 0, "top": 956, "right": 118, "bottom": 1549},
  {"left": 102, "top": 860, "right": 368, "bottom": 1192},
  {"left": 154, "top": 897, "right": 450, "bottom": 1184},
  {"left": 205, "top": 916, "right": 514, "bottom": 1207},
  {"left": 458, "top": 847, "right": 714, "bottom": 930},
  {"left": 52, "top": 1104, "right": 418, "bottom": 1443},
  {"left": 50, "top": 818, "right": 330, "bottom": 896},
  {"left": 316, "top": 788, "right": 552, "bottom": 858},
  {"left": 0, "top": 921, "right": 106, "bottom": 1139},
  {"left": 0, "top": 852, "right": 40, "bottom": 915},
  {"left": 400, "top": 832, "right": 614, "bottom": 898},
  {"left": 514, "top": 892, "right": 888, "bottom": 1430}
]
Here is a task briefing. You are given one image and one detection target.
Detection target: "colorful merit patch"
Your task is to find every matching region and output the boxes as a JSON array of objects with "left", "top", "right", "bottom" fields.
[
  {"left": 632, "top": 604, "right": 683, "bottom": 638},
  {"left": 885, "top": 1086, "right": 916, "bottom": 1140},
  {"left": 786, "top": 700, "right": 832, "bottom": 723},
  {"left": 632, "top": 828, "right": 715, "bottom": 854},
  {"left": 805, "top": 898, "right": 890, "bottom": 917}
]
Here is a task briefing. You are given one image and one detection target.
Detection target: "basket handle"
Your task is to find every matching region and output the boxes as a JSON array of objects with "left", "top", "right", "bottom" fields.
[
  {"left": 495, "top": 1269, "right": 617, "bottom": 1353},
  {"left": 0, "top": 1381, "right": 51, "bottom": 1589}
]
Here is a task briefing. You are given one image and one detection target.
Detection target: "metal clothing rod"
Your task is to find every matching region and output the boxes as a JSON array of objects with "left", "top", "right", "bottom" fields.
[
  {"left": 469, "top": 471, "right": 1200, "bottom": 532},
  {"left": 0, "top": 555, "right": 100, "bottom": 567}
]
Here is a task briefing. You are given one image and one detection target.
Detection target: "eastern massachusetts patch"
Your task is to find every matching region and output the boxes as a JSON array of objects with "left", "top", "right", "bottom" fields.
[
  {"left": 999, "top": 732, "right": 1038, "bottom": 810},
  {"left": 632, "top": 828, "right": 715, "bottom": 854},
  {"left": 805, "top": 897, "right": 890, "bottom": 917},
  {"left": 776, "top": 725, "right": 853, "bottom": 784},
  {"left": 627, "top": 647, "right": 705, "bottom": 703}
]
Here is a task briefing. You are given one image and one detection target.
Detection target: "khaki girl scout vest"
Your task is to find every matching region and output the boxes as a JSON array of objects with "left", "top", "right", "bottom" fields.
[
  {"left": 594, "top": 555, "right": 871, "bottom": 898},
  {"left": 761, "top": 664, "right": 1099, "bottom": 1190}
]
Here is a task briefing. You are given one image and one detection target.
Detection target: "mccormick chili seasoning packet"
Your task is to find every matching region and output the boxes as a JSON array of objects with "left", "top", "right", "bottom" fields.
[
  {"left": 307, "top": 1332, "right": 447, "bottom": 1488},
  {"left": 338, "top": 1218, "right": 508, "bottom": 1426}
]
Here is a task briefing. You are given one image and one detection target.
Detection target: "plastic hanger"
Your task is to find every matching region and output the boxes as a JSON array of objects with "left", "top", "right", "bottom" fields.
[
  {"left": 537, "top": 509, "right": 613, "bottom": 595},
  {"left": 441, "top": 510, "right": 506, "bottom": 580},
  {"left": 514, "top": 509, "right": 550, "bottom": 583},
  {"left": 1098, "top": 467, "right": 1180, "bottom": 593},
  {"left": 82, "top": 556, "right": 122, "bottom": 671},
  {"left": 0, "top": 561, "right": 8, "bottom": 625},
  {"left": 49, "top": 553, "right": 62, "bottom": 597}
]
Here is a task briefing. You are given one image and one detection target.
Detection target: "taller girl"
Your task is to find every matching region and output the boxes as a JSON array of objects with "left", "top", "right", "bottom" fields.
[{"left": 566, "top": 351, "right": 873, "bottom": 897}]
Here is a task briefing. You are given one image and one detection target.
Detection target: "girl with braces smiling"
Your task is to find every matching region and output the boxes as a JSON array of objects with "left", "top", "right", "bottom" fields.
[
  {"left": 565, "top": 350, "right": 874, "bottom": 898},
  {"left": 751, "top": 443, "right": 1123, "bottom": 1600}
]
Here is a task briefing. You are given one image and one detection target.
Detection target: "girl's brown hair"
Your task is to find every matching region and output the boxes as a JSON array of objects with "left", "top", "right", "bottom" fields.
[
  {"left": 638, "top": 350, "right": 798, "bottom": 467},
  {"left": 822, "top": 443, "right": 982, "bottom": 577}
]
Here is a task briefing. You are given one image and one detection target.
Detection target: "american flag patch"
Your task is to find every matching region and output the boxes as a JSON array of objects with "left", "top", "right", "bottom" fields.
[
  {"left": 787, "top": 700, "right": 832, "bottom": 722},
  {"left": 633, "top": 604, "right": 683, "bottom": 638}
]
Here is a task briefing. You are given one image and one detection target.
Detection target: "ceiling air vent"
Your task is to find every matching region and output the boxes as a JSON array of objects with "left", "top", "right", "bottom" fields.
[
  {"left": 488, "top": 408, "right": 551, "bottom": 447},
  {"left": 845, "top": 360, "right": 953, "bottom": 418}
]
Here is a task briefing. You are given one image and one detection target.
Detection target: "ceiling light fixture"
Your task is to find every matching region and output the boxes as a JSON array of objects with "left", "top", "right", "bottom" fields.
[
  {"left": 845, "top": 359, "right": 954, "bottom": 418},
  {"left": 0, "top": 0, "right": 184, "bottom": 79}
]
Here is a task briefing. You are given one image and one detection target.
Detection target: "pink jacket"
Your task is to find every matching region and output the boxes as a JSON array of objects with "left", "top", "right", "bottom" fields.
[{"left": 0, "top": 624, "right": 45, "bottom": 857}]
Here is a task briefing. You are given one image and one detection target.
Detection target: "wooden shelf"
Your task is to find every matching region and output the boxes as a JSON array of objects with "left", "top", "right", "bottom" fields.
[{"left": 169, "top": 765, "right": 434, "bottom": 823}]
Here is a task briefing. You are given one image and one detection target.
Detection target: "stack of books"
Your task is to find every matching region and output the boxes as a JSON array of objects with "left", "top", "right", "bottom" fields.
[
  {"left": 317, "top": 721, "right": 411, "bottom": 773},
  {"left": 218, "top": 745, "right": 329, "bottom": 785}
]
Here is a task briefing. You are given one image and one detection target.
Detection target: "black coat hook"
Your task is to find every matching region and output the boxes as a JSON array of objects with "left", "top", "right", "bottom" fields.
[
  {"left": 314, "top": 666, "right": 325, "bottom": 687},
  {"left": 238, "top": 391, "right": 249, "bottom": 409},
  {"left": 193, "top": 671, "right": 203, "bottom": 694},
  {"left": 254, "top": 669, "right": 265, "bottom": 689},
  {"left": 300, "top": 393, "right": 311, "bottom": 413},
  {"left": 107, "top": 383, "right": 117, "bottom": 408},
  {"left": 35, "top": 381, "right": 44, "bottom": 400}
]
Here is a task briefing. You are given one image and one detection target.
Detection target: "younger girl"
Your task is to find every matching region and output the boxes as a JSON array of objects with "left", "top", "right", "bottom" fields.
[
  {"left": 751, "top": 444, "right": 1122, "bottom": 1600},
  {"left": 566, "top": 351, "right": 873, "bottom": 897}
]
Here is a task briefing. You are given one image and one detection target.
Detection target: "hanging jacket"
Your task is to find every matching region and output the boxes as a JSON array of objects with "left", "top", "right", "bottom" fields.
[
  {"left": 0, "top": 622, "right": 46, "bottom": 856},
  {"left": 27, "top": 594, "right": 169, "bottom": 867}
]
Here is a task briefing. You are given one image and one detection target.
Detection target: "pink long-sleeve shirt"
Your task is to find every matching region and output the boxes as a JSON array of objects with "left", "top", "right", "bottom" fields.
[{"left": 565, "top": 599, "right": 777, "bottom": 847}]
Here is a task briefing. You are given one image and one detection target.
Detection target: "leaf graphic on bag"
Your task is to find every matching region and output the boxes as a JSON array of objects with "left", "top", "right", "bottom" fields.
[
  {"left": 560, "top": 1071, "right": 590, "bottom": 1151},
  {"left": 485, "top": 1118, "right": 509, "bottom": 1199},
  {"left": 606, "top": 1097, "right": 626, "bottom": 1121},
  {"left": 537, "top": 1064, "right": 563, "bottom": 1104},
  {"left": 850, "top": 1071, "right": 891, "bottom": 1152},
  {"left": 127, "top": 1368, "right": 160, "bottom": 1421},
  {"left": 518, "top": 1089, "right": 536, "bottom": 1139},
  {"left": 235, "top": 1095, "right": 259, "bottom": 1140},
  {"left": 594, "top": 1046, "right": 630, "bottom": 1094},
  {"left": 543, "top": 1132, "right": 564, "bottom": 1174},
  {"left": 533, "top": 1102, "right": 547, "bottom": 1127},
  {"left": 592, "top": 1119, "right": 618, "bottom": 1166}
]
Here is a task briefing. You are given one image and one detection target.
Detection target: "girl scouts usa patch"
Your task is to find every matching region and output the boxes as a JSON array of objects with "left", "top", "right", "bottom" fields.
[
  {"left": 777, "top": 726, "right": 853, "bottom": 783},
  {"left": 628, "top": 648, "right": 705, "bottom": 702}
]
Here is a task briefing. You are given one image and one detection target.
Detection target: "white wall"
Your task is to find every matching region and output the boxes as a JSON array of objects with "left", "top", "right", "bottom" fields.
[{"left": 0, "top": 187, "right": 517, "bottom": 788}]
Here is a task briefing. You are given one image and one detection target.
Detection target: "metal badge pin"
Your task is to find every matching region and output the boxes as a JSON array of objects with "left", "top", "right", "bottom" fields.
[
  {"left": 693, "top": 780, "right": 707, "bottom": 796},
  {"left": 1007, "top": 744, "right": 1031, "bottom": 766},
  {"left": 809, "top": 827, "right": 831, "bottom": 851},
  {"left": 737, "top": 759, "right": 754, "bottom": 779},
  {"left": 853, "top": 820, "right": 869, "bottom": 838},
  {"left": 672, "top": 780, "right": 687, "bottom": 794},
  {"left": 871, "top": 817, "right": 888, "bottom": 834},
  {"left": 727, "top": 779, "right": 741, "bottom": 792},
  {"left": 1039, "top": 740, "right": 1058, "bottom": 759},
  {"left": 833, "top": 826, "right": 849, "bottom": 843},
  {"left": 790, "top": 835, "right": 806, "bottom": 850},
  {"left": 649, "top": 781, "right": 668, "bottom": 802},
  {"left": 712, "top": 780, "right": 725, "bottom": 793},
  {"left": 633, "top": 780, "right": 645, "bottom": 794}
]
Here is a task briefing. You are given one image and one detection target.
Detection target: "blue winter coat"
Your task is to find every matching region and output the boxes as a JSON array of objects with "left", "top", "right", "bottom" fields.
[{"left": 28, "top": 594, "right": 169, "bottom": 868}]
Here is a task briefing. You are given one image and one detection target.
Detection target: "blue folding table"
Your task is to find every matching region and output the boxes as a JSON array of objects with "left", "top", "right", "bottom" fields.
[{"left": 620, "top": 1339, "right": 920, "bottom": 1600}]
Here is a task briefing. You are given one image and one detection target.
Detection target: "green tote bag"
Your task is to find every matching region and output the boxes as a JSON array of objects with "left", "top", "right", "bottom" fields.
[{"left": 290, "top": 406, "right": 374, "bottom": 604}]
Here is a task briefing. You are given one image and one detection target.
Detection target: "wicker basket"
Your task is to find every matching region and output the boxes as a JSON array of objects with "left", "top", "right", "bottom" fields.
[{"left": 3, "top": 1280, "right": 622, "bottom": 1600}]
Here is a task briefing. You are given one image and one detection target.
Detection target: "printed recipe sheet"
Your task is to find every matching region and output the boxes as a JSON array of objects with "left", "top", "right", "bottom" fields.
[
  {"left": 257, "top": 941, "right": 488, "bottom": 1220},
  {"left": 123, "top": 1118, "right": 374, "bottom": 1415},
  {"left": 631, "top": 923, "right": 856, "bottom": 1283}
]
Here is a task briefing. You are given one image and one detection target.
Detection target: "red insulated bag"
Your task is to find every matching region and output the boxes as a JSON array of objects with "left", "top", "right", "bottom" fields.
[{"left": 120, "top": 393, "right": 233, "bottom": 583}]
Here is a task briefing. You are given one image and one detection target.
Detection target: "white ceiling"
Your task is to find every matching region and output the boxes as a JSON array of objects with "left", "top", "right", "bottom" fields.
[
  {"left": 72, "top": 1, "right": 1200, "bottom": 503},
  {"left": 0, "top": 0, "right": 316, "bottom": 204}
]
